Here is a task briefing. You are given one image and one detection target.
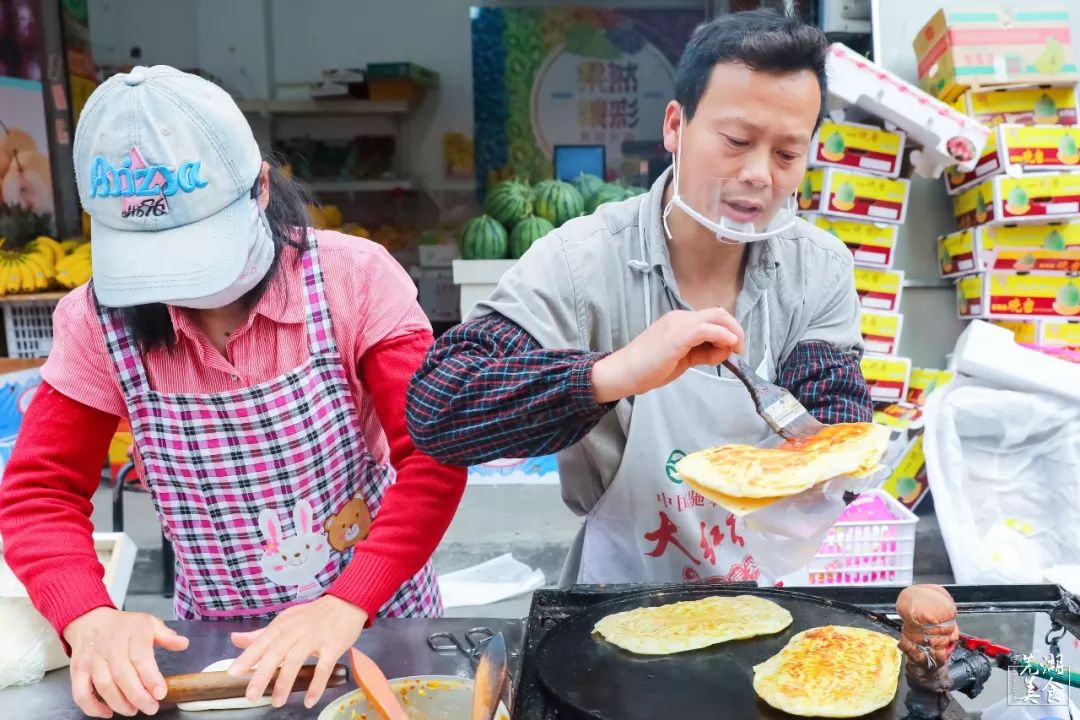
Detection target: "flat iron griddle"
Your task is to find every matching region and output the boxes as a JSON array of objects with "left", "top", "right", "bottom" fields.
[{"left": 535, "top": 585, "right": 906, "bottom": 720}]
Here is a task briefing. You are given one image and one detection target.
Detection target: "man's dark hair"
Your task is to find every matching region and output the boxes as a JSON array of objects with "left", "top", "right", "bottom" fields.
[{"left": 675, "top": 10, "right": 829, "bottom": 128}]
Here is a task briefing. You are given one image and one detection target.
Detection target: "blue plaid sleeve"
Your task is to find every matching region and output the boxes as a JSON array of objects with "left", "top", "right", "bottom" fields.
[
  {"left": 406, "top": 313, "right": 614, "bottom": 466},
  {"left": 778, "top": 341, "right": 873, "bottom": 423}
]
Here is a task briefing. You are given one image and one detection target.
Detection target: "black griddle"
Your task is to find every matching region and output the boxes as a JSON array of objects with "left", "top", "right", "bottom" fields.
[
  {"left": 535, "top": 585, "right": 904, "bottom": 720},
  {"left": 511, "top": 583, "right": 1070, "bottom": 720}
]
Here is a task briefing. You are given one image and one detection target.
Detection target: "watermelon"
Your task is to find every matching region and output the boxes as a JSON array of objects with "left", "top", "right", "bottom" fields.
[
  {"left": 623, "top": 185, "right": 647, "bottom": 197},
  {"left": 534, "top": 181, "right": 584, "bottom": 227},
  {"left": 509, "top": 216, "right": 555, "bottom": 259},
  {"left": 461, "top": 215, "right": 508, "bottom": 259},
  {"left": 483, "top": 180, "right": 533, "bottom": 228},
  {"left": 585, "top": 183, "right": 632, "bottom": 214},
  {"left": 571, "top": 173, "right": 605, "bottom": 201}
]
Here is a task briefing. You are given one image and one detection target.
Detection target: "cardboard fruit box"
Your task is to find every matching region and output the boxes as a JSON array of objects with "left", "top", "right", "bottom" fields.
[
  {"left": 860, "top": 310, "right": 904, "bottom": 356},
  {"left": 797, "top": 169, "right": 826, "bottom": 214},
  {"left": 860, "top": 354, "right": 913, "bottom": 403},
  {"left": 913, "top": 6, "right": 1078, "bottom": 102},
  {"left": 946, "top": 124, "right": 1080, "bottom": 194},
  {"left": 807, "top": 215, "right": 899, "bottom": 270},
  {"left": 817, "top": 168, "right": 911, "bottom": 225},
  {"left": 907, "top": 368, "right": 954, "bottom": 406},
  {"left": 854, "top": 267, "right": 905, "bottom": 312},
  {"left": 809, "top": 120, "right": 907, "bottom": 178},
  {"left": 991, "top": 319, "right": 1040, "bottom": 343},
  {"left": 951, "top": 84, "right": 1079, "bottom": 126},
  {"left": 957, "top": 271, "right": 1080, "bottom": 320},
  {"left": 938, "top": 222, "right": 1080, "bottom": 277},
  {"left": 954, "top": 173, "right": 1080, "bottom": 228},
  {"left": 1041, "top": 320, "right": 1080, "bottom": 349}
]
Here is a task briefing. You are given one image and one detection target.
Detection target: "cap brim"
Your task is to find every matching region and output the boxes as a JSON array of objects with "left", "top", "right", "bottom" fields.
[{"left": 91, "top": 193, "right": 257, "bottom": 308}]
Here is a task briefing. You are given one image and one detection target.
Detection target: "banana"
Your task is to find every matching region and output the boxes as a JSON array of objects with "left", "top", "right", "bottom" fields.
[
  {"left": 22, "top": 254, "right": 50, "bottom": 291},
  {"left": 3, "top": 258, "right": 23, "bottom": 294},
  {"left": 17, "top": 257, "right": 36, "bottom": 293}
]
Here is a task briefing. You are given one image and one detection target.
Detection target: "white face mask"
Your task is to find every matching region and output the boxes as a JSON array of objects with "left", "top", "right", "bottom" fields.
[
  {"left": 663, "top": 111, "right": 798, "bottom": 244},
  {"left": 168, "top": 205, "right": 275, "bottom": 310}
]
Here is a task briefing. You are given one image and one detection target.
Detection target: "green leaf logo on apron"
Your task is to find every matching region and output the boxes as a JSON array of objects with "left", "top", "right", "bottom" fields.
[{"left": 665, "top": 450, "right": 687, "bottom": 484}]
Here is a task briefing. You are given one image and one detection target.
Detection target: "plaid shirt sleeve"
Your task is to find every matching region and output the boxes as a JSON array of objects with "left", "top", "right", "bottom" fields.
[
  {"left": 778, "top": 340, "right": 873, "bottom": 424},
  {"left": 406, "top": 313, "right": 614, "bottom": 466}
]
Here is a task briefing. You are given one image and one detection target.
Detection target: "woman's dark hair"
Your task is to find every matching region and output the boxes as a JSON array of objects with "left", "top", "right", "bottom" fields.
[
  {"left": 675, "top": 9, "right": 829, "bottom": 129},
  {"left": 117, "top": 157, "right": 312, "bottom": 351}
]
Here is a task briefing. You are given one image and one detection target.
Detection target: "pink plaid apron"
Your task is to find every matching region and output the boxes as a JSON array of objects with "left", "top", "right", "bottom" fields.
[{"left": 96, "top": 233, "right": 441, "bottom": 620}]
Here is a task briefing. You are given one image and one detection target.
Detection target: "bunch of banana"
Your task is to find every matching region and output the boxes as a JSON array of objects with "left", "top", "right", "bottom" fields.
[
  {"left": 56, "top": 241, "right": 92, "bottom": 289},
  {"left": 0, "top": 235, "right": 62, "bottom": 296}
]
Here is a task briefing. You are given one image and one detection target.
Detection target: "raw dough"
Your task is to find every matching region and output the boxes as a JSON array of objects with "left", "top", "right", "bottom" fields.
[{"left": 176, "top": 659, "right": 272, "bottom": 712}]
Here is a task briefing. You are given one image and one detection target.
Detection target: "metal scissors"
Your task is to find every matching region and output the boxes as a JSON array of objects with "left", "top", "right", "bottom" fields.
[{"left": 426, "top": 626, "right": 495, "bottom": 666}]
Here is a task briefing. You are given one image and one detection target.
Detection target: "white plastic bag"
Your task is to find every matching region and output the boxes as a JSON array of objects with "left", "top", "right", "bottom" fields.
[{"left": 923, "top": 378, "right": 1080, "bottom": 585}]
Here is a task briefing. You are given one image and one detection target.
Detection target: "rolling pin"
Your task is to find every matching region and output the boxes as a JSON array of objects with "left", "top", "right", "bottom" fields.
[{"left": 162, "top": 664, "right": 349, "bottom": 704}]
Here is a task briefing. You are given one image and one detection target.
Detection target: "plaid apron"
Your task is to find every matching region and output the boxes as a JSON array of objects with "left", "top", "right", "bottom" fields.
[{"left": 96, "top": 233, "right": 441, "bottom": 620}]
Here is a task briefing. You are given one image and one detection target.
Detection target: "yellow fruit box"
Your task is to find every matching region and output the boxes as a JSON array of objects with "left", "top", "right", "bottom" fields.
[
  {"left": 860, "top": 353, "right": 912, "bottom": 403},
  {"left": 951, "top": 85, "right": 1079, "bottom": 126},
  {"left": 991, "top": 319, "right": 1040, "bottom": 343},
  {"left": 958, "top": 272, "right": 1080, "bottom": 319},
  {"left": 817, "top": 168, "right": 911, "bottom": 225},
  {"left": 1040, "top": 319, "right": 1080, "bottom": 349},
  {"left": 808, "top": 215, "right": 899, "bottom": 269},
  {"left": 809, "top": 120, "right": 907, "bottom": 178},
  {"left": 854, "top": 267, "right": 905, "bottom": 313},
  {"left": 860, "top": 309, "right": 904, "bottom": 355},
  {"left": 913, "top": 6, "right": 1078, "bottom": 102},
  {"left": 881, "top": 436, "right": 930, "bottom": 510},
  {"left": 906, "top": 368, "right": 954, "bottom": 406},
  {"left": 796, "top": 169, "right": 826, "bottom": 214},
  {"left": 873, "top": 403, "right": 924, "bottom": 431},
  {"left": 938, "top": 228, "right": 979, "bottom": 278},
  {"left": 944, "top": 131, "right": 1001, "bottom": 195},
  {"left": 954, "top": 174, "right": 1080, "bottom": 228},
  {"left": 939, "top": 223, "right": 1080, "bottom": 276},
  {"left": 999, "top": 124, "right": 1080, "bottom": 174}
]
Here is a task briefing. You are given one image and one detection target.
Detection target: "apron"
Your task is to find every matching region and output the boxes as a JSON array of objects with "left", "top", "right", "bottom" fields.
[
  {"left": 578, "top": 227, "right": 775, "bottom": 585},
  {"left": 96, "top": 233, "right": 441, "bottom": 620}
]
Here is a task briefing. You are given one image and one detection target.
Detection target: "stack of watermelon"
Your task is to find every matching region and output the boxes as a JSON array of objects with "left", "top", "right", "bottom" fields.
[{"left": 460, "top": 174, "right": 648, "bottom": 260}]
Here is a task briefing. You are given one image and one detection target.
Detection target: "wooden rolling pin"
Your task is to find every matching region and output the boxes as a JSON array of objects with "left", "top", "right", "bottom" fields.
[{"left": 162, "top": 664, "right": 349, "bottom": 704}]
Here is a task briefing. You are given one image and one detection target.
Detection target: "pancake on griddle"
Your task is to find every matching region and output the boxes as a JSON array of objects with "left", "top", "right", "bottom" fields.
[
  {"left": 593, "top": 595, "right": 793, "bottom": 655},
  {"left": 753, "top": 625, "right": 901, "bottom": 717}
]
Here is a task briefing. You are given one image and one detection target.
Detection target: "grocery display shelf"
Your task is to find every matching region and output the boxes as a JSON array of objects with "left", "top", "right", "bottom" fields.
[{"left": 0, "top": 292, "right": 69, "bottom": 303}]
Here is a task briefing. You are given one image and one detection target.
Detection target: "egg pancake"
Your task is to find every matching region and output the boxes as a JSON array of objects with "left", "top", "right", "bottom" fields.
[
  {"left": 675, "top": 422, "right": 889, "bottom": 499},
  {"left": 753, "top": 625, "right": 901, "bottom": 717},
  {"left": 593, "top": 595, "right": 793, "bottom": 655}
]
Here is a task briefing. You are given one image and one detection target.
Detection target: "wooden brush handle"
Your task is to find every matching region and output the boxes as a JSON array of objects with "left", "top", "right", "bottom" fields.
[{"left": 162, "top": 664, "right": 347, "bottom": 704}]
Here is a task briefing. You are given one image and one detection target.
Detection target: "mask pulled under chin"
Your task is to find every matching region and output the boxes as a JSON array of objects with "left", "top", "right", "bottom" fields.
[
  {"left": 168, "top": 209, "right": 275, "bottom": 310},
  {"left": 662, "top": 113, "right": 798, "bottom": 244}
]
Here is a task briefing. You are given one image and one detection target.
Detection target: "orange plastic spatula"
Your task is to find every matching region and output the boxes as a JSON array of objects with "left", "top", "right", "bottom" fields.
[{"left": 349, "top": 648, "right": 410, "bottom": 720}]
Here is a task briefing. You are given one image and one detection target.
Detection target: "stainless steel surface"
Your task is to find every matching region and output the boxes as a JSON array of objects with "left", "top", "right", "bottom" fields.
[{"left": 0, "top": 618, "right": 523, "bottom": 719}]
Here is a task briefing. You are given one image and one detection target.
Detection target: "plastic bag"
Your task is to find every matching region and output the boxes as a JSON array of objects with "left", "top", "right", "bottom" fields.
[
  {"left": 923, "top": 378, "right": 1080, "bottom": 585},
  {"left": 0, "top": 598, "right": 69, "bottom": 689}
]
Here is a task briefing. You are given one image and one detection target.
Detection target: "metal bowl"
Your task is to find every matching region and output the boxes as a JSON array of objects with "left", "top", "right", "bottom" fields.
[{"left": 318, "top": 675, "right": 510, "bottom": 720}]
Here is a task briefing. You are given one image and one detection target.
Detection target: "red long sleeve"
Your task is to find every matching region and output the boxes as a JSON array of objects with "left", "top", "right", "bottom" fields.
[
  {"left": 327, "top": 329, "right": 467, "bottom": 618},
  {"left": 0, "top": 381, "right": 120, "bottom": 640}
]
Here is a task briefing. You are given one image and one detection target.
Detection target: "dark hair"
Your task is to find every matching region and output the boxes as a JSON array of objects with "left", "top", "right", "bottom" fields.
[
  {"left": 115, "top": 157, "right": 313, "bottom": 351},
  {"left": 675, "top": 10, "right": 829, "bottom": 128}
]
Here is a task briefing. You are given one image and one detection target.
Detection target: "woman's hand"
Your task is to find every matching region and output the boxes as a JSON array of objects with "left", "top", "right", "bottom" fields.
[
  {"left": 63, "top": 607, "right": 190, "bottom": 718},
  {"left": 229, "top": 594, "right": 368, "bottom": 708}
]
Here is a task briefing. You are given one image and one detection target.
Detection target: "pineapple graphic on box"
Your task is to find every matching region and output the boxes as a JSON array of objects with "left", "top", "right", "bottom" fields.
[
  {"left": 1005, "top": 186, "right": 1030, "bottom": 216},
  {"left": 1034, "top": 93, "right": 1060, "bottom": 125},
  {"left": 1058, "top": 133, "right": 1079, "bottom": 166},
  {"left": 798, "top": 176, "right": 814, "bottom": 210},
  {"left": 832, "top": 181, "right": 856, "bottom": 212},
  {"left": 821, "top": 131, "right": 846, "bottom": 162},
  {"left": 1054, "top": 282, "right": 1080, "bottom": 317}
]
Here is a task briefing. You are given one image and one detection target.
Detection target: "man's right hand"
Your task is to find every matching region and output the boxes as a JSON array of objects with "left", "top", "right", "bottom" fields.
[
  {"left": 64, "top": 606, "right": 189, "bottom": 717},
  {"left": 591, "top": 307, "right": 745, "bottom": 404}
]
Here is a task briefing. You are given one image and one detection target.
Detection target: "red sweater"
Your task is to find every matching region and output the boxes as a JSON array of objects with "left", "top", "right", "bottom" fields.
[{"left": 0, "top": 331, "right": 466, "bottom": 639}]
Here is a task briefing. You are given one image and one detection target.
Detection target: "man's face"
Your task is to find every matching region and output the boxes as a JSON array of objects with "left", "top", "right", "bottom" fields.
[{"left": 664, "top": 62, "right": 821, "bottom": 230}]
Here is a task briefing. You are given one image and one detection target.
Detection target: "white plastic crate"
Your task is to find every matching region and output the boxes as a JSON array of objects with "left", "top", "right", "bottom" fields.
[
  {"left": 778, "top": 489, "right": 918, "bottom": 587},
  {"left": 2, "top": 298, "right": 59, "bottom": 358}
]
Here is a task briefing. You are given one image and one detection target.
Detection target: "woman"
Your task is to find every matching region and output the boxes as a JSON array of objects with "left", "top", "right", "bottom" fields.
[{"left": 0, "top": 65, "right": 466, "bottom": 717}]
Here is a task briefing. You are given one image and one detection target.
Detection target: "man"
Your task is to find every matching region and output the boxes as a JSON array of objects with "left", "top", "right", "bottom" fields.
[{"left": 407, "top": 11, "right": 872, "bottom": 585}]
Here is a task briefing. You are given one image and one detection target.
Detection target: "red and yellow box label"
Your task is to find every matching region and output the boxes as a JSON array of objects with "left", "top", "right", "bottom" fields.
[
  {"left": 797, "top": 169, "right": 825, "bottom": 213},
  {"left": 939, "top": 229, "right": 978, "bottom": 277},
  {"left": 860, "top": 310, "right": 903, "bottom": 355},
  {"left": 907, "top": 368, "right": 953, "bottom": 406},
  {"left": 811, "top": 216, "right": 898, "bottom": 269},
  {"left": 1000, "top": 125, "right": 1080, "bottom": 172},
  {"left": 881, "top": 436, "right": 929, "bottom": 510},
  {"left": 873, "top": 403, "right": 923, "bottom": 430},
  {"left": 811, "top": 120, "right": 906, "bottom": 177},
  {"left": 854, "top": 268, "right": 904, "bottom": 312},
  {"left": 860, "top": 354, "right": 912, "bottom": 403},
  {"left": 957, "top": 274, "right": 986, "bottom": 317},
  {"left": 954, "top": 179, "right": 995, "bottom": 229},
  {"left": 1042, "top": 321, "right": 1080, "bottom": 349},
  {"left": 996, "top": 174, "right": 1080, "bottom": 223},
  {"left": 981, "top": 222, "right": 1080, "bottom": 252},
  {"left": 988, "top": 273, "right": 1080, "bottom": 318},
  {"left": 992, "top": 320, "right": 1039, "bottom": 344},
  {"left": 822, "top": 169, "right": 910, "bottom": 224},
  {"left": 960, "top": 85, "right": 1079, "bottom": 126},
  {"left": 991, "top": 248, "right": 1080, "bottom": 273}
]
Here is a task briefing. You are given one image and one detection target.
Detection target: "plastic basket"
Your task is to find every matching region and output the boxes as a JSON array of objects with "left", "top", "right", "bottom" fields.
[
  {"left": 777, "top": 489, "right": 918, "bottom": 587},
  {"left": 2, "top": 298, "right": 59, "bottom": 358}
]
